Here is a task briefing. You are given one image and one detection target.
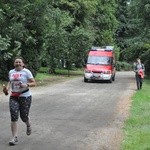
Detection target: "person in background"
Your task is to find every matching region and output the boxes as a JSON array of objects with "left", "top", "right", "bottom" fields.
[
  {"left": 134, "top": 58, "right": 145, "bottom": 90},
  {"left": 3, "top": 57, "right": 36, "bottom": 146}
]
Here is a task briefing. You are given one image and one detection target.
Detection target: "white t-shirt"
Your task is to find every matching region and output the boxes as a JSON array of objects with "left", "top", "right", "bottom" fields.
[{"left": 9, "top": 68, "right": 34, "bottom": 97}]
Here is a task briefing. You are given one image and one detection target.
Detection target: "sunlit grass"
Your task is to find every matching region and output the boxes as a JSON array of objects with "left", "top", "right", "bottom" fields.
[
  {"left": 121, "top": 79, "right": 150, "bottom": 150},
  {"left": 35, "top": 73, "right": 53, "bottom": 80},
  {"left": 35, "top": 68, "right": 83, "bottom": 86},
  {"left": 39, "top": 67, "right": 83, "bottom": 75}
]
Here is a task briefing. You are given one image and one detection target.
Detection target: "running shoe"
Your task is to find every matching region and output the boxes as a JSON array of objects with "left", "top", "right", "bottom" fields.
[{"left": 9, "top": 136, "right": 18, "bottom": 146}]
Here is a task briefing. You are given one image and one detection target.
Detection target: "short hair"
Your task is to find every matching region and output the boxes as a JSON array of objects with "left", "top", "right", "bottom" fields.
[{"left": 14, "top": 56, "right": 26, "bottom": 68}]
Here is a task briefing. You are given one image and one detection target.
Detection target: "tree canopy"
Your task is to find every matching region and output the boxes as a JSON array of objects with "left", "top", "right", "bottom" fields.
[{"left": 0, "top": 0, "right": 149, "bottom": 80}]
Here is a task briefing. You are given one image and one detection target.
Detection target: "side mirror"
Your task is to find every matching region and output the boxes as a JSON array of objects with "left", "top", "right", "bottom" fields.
[{"left": 83, "top": 64, "right": 86, "bottom": 67}]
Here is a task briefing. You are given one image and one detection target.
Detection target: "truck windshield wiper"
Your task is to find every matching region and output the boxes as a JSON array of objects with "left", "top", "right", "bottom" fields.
[
  {"left": 87, "top": 63, "right": 95, "bottom": 65},
  {"left": 95, "top": 63, "right": 109, "bottom": 65}
]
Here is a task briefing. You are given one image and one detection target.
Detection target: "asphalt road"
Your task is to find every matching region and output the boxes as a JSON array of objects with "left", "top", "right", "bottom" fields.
[{"left": 0, "top": 71, "right": 136, "bottom": 150}]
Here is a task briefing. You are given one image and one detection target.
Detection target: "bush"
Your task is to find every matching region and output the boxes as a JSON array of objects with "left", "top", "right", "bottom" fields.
[{"left": 116, "top": 61, "right": 132, "bottom": 71}]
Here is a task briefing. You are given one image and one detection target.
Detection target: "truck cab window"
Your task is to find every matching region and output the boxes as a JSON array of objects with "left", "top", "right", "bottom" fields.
[{"left": 87, "top": 56, "right": 112, "bottom": 65}]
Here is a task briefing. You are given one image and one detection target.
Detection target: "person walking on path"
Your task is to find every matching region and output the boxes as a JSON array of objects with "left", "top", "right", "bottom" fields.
[
  {"left": 3, "top": 57, "right": 36, "bottom": 146},
  {"left": 134, "top": 58, "right": 145, "bottom": 90}
]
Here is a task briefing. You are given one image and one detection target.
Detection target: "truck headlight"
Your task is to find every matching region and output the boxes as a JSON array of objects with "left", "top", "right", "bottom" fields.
[
  {"left": 84, "top": 69, "right": 92, "bottom": 73},
  {"left": 103, "top": 70, "right": 111, "bottom": 74}
]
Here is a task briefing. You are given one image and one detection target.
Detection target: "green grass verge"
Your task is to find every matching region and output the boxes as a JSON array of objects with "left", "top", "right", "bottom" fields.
[
  {"left": 35, "top": 68, "right": 83, "bottom": 86},
  {"left": 121, "top": 79, "right": 150, "bottom": 150},
  {"left": 35, "top": 73, "right": 68, "bottom": 86},
  {"left": 39, "top": 67, "right": 84, "bottom": 75}
]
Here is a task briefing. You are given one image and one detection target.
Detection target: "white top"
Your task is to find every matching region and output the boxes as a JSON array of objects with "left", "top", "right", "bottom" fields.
[{"left": 9, "top": 68, "right": 33, "bottom": 97}]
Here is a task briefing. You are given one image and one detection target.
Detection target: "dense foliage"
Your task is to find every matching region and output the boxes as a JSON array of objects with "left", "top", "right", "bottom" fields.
[
  {"left": 116, "top": 0, "right": 150, "bottom": 74},
  {"left": 0, "top": 0, "right": 47, "bottom": 79},
  {"left": 0, "top": 0, "right": 149, "bottom": 80}
]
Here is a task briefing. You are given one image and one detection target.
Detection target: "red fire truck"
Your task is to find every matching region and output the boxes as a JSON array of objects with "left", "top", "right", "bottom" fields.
[{"left": 84, "top": 46, "right": 116, "bottom": 83}]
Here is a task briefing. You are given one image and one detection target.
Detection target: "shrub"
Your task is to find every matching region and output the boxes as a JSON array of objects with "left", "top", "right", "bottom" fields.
[{"left": 116, "top": 61, "right": 132, "bottom": 71}]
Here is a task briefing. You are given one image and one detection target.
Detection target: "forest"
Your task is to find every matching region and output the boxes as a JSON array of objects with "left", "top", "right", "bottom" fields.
[{"left": 0, "top": 0, "right": 150, "bottom": 80}]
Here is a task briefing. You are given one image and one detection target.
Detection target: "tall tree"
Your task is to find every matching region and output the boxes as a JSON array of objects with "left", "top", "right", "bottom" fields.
[
  {"left": 43, "top": 6, "right": 74, "bottom": 73},
  {"left": 0, "top": 0, "right": 47, "bottom": 80},
  {"left": 45, "top": 0, "right": 96, "bottom": 69},
  {"left": 92, "top": 0, "right": 118, "bottom": 46},
  {"left": 116, "top": 0, "right": 150, "bottom": 73},
  {"left": 115, "top": 0, "right": 129, "bottom": 61}
]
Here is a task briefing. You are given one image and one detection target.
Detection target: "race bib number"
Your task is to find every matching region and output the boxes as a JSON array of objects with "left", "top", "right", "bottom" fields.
[{"left": 12, "top": 81, "right": 22, "bottom": 90}]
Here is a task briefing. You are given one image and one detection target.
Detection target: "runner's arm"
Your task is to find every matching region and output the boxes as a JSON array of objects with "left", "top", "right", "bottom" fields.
[{"left": 27, "top": 78, "right": 36, "bottom": 87}]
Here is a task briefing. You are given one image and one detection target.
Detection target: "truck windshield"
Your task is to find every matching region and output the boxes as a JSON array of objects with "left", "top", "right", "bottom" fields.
[{"left": 87, "top": 56, "right": 112, "bottom": 65}]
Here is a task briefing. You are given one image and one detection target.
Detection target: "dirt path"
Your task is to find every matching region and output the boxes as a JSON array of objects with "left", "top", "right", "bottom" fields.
[{"left": 0, "top": 71, "right": 136, "bottom": 150}]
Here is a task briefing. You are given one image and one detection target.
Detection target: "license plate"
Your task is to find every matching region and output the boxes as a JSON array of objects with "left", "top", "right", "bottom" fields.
[{"left": 93, "top": 73, "right": 101, "bottom": 78}]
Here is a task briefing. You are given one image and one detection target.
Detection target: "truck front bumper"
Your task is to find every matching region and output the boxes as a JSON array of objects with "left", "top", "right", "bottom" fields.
[{"left": 84, "top": 73, "right": 112, "bottom": 80}]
